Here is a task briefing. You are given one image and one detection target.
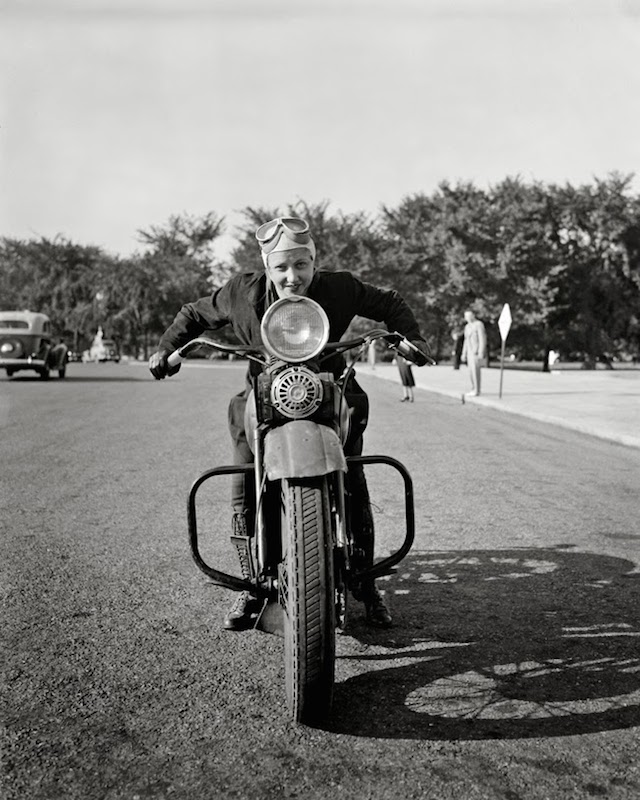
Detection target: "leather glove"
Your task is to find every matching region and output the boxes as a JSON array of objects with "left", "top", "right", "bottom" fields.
[
  {"left": 409, "top": 340, "right": 431, "bottom": 367},
  {"left": 394, "top": 337, "right": 431, "bottom": 367},
  {"left": 383, "top": 333, "right": 432, "bottom": 366},
  {"left": 149, "top": 349, "right": 181, "bottom": 380}
]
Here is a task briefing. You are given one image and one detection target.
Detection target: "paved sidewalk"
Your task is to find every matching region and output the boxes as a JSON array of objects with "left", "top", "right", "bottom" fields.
[{"left": 356, "top": 363, "right": 640, "bottom": 449}]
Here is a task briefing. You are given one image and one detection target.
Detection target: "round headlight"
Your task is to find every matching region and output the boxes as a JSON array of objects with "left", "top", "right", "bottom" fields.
[
  {"left": 0, "top": 339, "right": 22, "bottom": 356},
  {"left": 260, "top": 297, "right": 330, "bottom": 362}
]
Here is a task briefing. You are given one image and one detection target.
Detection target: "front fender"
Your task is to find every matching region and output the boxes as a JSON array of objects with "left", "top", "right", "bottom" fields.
[{"left": 263, "top": 421, "right": 347, "bottom": 480}]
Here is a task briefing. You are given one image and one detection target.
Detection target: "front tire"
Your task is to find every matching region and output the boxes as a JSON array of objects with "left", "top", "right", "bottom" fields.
[{"left": 280, "top": 476, "right": 335, "bottom": 725}]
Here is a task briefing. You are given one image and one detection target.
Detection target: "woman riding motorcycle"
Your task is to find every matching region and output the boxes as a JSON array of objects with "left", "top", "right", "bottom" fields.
[{"left": 149, "top": 217, "right": 429, "bottom": 630}]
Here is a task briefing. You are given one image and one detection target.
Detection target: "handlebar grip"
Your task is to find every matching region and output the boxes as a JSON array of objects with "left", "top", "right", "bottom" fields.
[
  {"left": 167, "top": 350, "right": 184, "bottom": 368},
  {"left": 393, "top": 335, "right": 435, "bottom": 367}
]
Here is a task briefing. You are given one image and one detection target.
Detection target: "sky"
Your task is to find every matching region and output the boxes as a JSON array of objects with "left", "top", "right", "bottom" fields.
[{"left": 2, "top": 0, "right": 640, "bottom": 259}]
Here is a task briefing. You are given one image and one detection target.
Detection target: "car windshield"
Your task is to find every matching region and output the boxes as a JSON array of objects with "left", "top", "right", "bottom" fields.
[{"left": 0, "top": 320, "right": 30, "bottom": 329}]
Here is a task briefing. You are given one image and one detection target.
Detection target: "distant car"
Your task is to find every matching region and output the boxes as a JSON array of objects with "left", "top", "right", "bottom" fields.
[
  {"left": 0, "top": 310, "right": 68, "bottom": 379},
  {"left": 100, "top": 339, "right": 121, "bottom": 363},
  {"left": 83, "top": 337, "right": 121, "bottom": 363}
]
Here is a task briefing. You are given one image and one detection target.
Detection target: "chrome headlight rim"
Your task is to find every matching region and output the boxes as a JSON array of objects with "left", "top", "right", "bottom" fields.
[{"left": 260, "top": 296, "right": 330, "bottom": 364}]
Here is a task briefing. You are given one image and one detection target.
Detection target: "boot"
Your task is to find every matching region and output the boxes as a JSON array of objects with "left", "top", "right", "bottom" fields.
[
  {"left": 224, "top": 590, "right": 261, "bottom": 631},
  {"left": 361, "top": 581, "right": 393, "bottom": 629},
  {"left": 347, "top": 465, "right": 393, "bottom": 628},
  {"left": 224, "top": 512, "right": 261, "bottom": 631}
]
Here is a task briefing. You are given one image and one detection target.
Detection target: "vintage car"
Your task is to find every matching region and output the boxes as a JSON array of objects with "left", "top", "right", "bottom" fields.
[
  {"left": 82, "top": 329, "right": 121, "bottom": 363},
  {"left": 0, "top": 310, "right": 68, "bottom": 379},
  {"left": 94, "top": 338, "right": 120, "bottom": 363}
]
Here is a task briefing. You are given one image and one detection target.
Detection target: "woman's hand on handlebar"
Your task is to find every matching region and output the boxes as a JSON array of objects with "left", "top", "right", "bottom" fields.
[
  {"left": 383, "top": 333, "right": 433, "bottom": 366},
  {"left": 149, "top": 349, "right": 181, "bottom": 380},
  {"left": 404, "top": 340, "right": 432, "bottom": 367}
]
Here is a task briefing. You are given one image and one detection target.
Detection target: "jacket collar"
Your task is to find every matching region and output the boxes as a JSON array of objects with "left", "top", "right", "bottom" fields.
[
  {"left": 243, "top": 272, "right": 269, "bottom": 340},
  {"left": 246, "top": 268, "right": 323, "bottom": 318}
]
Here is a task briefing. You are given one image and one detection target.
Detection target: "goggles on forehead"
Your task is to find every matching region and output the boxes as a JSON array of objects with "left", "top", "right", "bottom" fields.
[{"left": 255, "top": 217, "right": 312, "bottom": 254}]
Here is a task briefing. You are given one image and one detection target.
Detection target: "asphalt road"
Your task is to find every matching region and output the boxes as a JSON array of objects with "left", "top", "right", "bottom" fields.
[{"left": 2, "top": 362, "right": 640, "bottom": 800}]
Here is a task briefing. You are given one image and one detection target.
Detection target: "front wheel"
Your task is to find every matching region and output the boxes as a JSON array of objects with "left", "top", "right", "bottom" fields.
[{"left": 280, "top": 476, "right": 335, "bottom": 725}]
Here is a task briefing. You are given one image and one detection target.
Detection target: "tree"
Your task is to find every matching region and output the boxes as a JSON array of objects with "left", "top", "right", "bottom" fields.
[
  {"left": 3, "top": 180, "right": 639, "bottom": 367},
  {"left": 378, "top": 178, "right": 586, "bottom": 367},
  {"left": 377, "top": 183, "right": 501, "bottom": 360},
  {"left": 0, "top": 235, "right": 118, "bottom": 352},
  {"left": 483, "top": 178, "right": 560, "bottom": 367},
  {"left": 117, "top": 211, "right": 229, "bottom": 357},
  {"left": 137, "top": 211, "right": 224, "bottom": 267},
  {"left": 546, "top": 174, "right": 640, "bottom": 366}
]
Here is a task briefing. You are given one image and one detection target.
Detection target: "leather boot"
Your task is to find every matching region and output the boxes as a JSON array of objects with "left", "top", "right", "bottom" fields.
[
  {"left": 347, "top": 465, "right": 393, "bottom": 628},
  {"left": 361, "top": 581, "right": 393, "bottom": 628},
  {"left": 224, "top": 512, "right": 261, "bottom": 631},
  {"left": 224, "top": 590, "right": 261, "bottom": 631}
]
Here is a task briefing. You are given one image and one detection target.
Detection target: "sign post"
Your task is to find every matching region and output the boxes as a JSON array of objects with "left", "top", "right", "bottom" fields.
[{"left": 498, "top": 303, "right": 512, "bottom": 399}]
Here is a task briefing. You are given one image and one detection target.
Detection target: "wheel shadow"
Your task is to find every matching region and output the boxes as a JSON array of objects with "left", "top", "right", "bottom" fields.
[{"left": 327, "top": 546, "right": 640, "bottom": 740}]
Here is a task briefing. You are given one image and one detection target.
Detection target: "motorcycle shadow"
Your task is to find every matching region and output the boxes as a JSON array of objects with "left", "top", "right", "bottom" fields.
[{"left": 327, "top": 545, "right": 640, "bottom": 740}]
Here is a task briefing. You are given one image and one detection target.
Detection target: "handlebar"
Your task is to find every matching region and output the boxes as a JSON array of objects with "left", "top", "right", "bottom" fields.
[
  {"left": 166, "top": 330, "right": 434, "bottom": 368},
  {"left": 167, "top": 338, "right": 262, "bottom": 368}
]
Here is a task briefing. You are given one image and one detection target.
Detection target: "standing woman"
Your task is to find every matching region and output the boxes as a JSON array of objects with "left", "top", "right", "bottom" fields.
[{"left": 396, "top": 354, "right": 415, "bottom": 402}]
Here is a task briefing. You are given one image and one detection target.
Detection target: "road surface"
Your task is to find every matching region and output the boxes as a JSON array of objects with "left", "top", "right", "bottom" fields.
[{"left": 2, "top": 362, "right": 639, "bottom": 799}]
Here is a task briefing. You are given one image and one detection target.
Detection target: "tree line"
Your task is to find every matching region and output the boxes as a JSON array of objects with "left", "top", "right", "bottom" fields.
[{"left": 1, "top": 173, "right": 639, "bottom": 367}]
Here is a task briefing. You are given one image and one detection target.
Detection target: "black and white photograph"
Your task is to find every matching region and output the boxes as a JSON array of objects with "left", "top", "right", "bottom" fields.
[{"left": 2, "top": 1, "right": 640, "bottom": 798}]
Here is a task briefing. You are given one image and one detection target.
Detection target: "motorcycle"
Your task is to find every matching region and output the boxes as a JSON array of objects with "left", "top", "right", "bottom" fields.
[{"left": 167, "top": 295, "right": 431, "bottom": 725}]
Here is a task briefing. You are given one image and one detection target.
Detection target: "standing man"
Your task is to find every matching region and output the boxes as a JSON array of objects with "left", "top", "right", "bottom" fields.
[{"left": 461, "top": 309, "right": 487, "bottom": 396}]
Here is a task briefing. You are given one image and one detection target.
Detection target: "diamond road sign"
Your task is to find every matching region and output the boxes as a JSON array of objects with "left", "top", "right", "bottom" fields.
[{"left": 498, "top": 303, "right": 512, "bottom": 341}]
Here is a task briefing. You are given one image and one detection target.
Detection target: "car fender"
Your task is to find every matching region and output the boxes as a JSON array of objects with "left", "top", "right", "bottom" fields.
[{"left": 263, "top": 420, "right": 347, "bottom": 480}]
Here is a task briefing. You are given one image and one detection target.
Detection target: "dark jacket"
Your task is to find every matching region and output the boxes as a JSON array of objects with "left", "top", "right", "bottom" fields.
[
  {"left": 159, "top": 269, "right": 427, "bottom": 452},
  {"left": 159, "top": 269, "right": 427, "bottom": 376}
]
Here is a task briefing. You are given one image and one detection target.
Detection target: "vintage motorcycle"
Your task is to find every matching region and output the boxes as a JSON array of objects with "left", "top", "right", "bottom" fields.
[{"left": 167, "top": 295, "right": 430, "bottom": 725}]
